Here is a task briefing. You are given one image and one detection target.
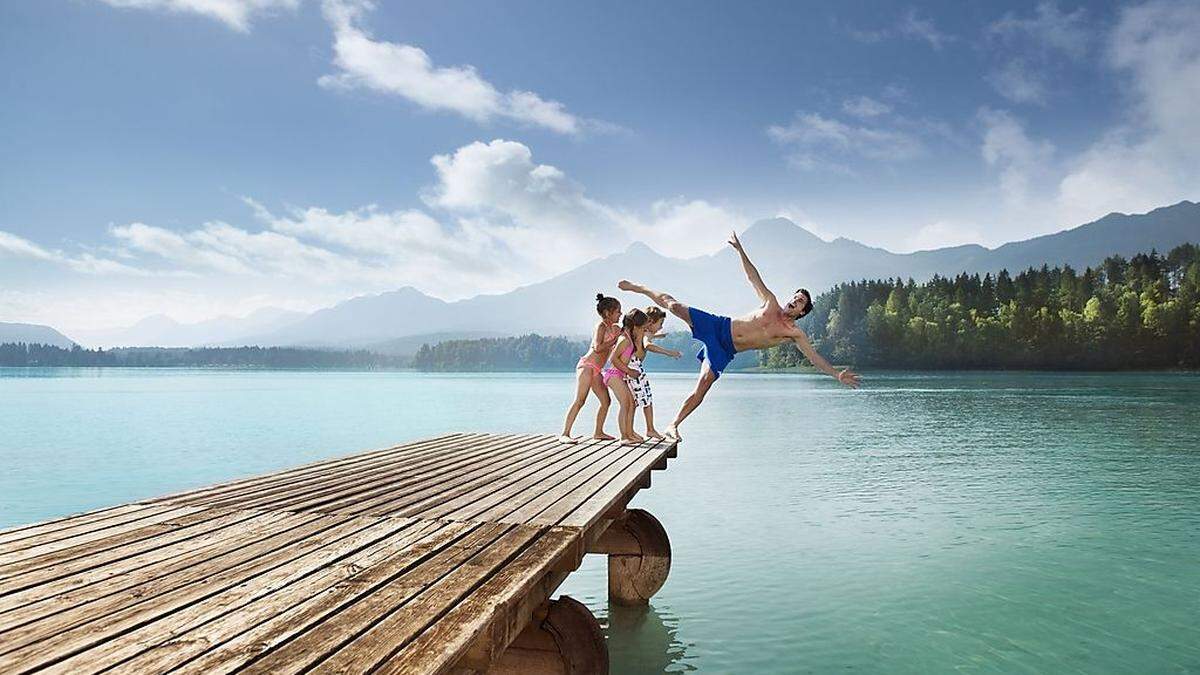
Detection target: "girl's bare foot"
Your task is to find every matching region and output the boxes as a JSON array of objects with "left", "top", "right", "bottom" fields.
[
  {"left": 593, "top": 432, "right": 616, "bottom": 441},
  {"left": 630, "top": 433, "right": 646, "bottom": 443},
  {"left": 647, "top": 430, "right": 665, "bottom": 440},
  {"left": 621, "top": 437, "right": 642, "bottom": 446},
  {"left": 557, "top": 434, "right": 578, "bottom": 444},
  {"left": 665, "top": 425, "right": 681, "bottom": 441}
]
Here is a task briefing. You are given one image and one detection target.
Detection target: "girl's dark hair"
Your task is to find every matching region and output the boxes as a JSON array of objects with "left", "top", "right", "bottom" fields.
[
  {"left": 596, "top": 293, "right": 620, "bottom": 316},
  {"left": 645, "top": 306, "right": 666, "bottom": 323},
  {"left": 622, "top": 308, "right": 648, "bottom": 332}
]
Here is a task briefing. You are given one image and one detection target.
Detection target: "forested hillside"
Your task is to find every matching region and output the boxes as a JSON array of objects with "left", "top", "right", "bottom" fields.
[{"left": 763, "top": 244, "right": 1200, "bottom": 370}]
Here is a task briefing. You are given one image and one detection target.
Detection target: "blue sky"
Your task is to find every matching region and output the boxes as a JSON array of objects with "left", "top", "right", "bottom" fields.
[{"left": 2, "top": 0, "right": 1198, "bottom": 333}]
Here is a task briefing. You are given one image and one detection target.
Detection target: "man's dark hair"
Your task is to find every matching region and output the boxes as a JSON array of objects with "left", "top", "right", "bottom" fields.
[{"left": 795, "top": 288, "right": 813, "bottom": 319}]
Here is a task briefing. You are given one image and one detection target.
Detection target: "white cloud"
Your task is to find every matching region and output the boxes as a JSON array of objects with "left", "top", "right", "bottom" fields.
[
  {"left": 96, "top": 0, "right": 298, "bottom": 32},
  {"left": 767, "top": 112, "right": 925, "bottom": 172},
  {"left": 318, "top": 0, "right": 585, "bottom": 135},
  {"left": 0, "top": 230, "right": 148, "bottom": 275},
  {"left": 988, "top": 59, "right": 1048, "bottom": 105},
  {"left": 898, "top": 9, "right": 955, "bottom": 50},
  {"left": 1057, "top": 0, "right": 1200, "bottom": 224},
  {"left": 843, "top": 10, "right": 955, "bottom": 50},
  {"left": 425, "top": 139, "right": 742, "bottom": 264},
  {"left": 978, "top": 107, "right": 1055, "bottom": 210},
  {"left": 3, "top": 138, "right": 744, "bottom": 332},
  {"left": 842, "top": 96, "right": 892, "bottom": 119},
  {"left": 904, "top": 221, "right": 985, "bottom": 252},
  {"left": 989, "top": 2, "right": 1090, "bottom": 60},
  {"left": 986, "top": 3, "right": 1092, "bottom": 105}
]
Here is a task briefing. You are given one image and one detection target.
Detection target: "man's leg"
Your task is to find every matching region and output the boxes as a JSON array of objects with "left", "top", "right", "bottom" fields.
[
  {"left": 618, "top": 280, "right": 692, "bottom": 327},
  {"left": 666, "top": 363, "right": 718, "bottom": 441}
]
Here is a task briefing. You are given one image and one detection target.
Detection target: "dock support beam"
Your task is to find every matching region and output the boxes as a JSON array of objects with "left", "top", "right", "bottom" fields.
[
  {"left": 591, "top": 508, "right": 671, "bottom": 606},
  {"left": 487, "top": 596, "right": 608, "bottom": 674}
]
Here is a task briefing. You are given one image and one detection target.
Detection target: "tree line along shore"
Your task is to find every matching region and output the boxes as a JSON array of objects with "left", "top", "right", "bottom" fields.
[{"left": 4, "top": 244, "right": 1198, "bottom": 371}]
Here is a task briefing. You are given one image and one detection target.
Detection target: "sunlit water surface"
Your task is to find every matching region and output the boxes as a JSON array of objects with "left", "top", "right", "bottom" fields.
[{"left": 2, "top": 369, "right": 1198, "bottom": 673}]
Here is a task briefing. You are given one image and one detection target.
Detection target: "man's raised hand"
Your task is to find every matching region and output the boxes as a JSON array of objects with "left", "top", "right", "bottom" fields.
[
  {"left": 728, "top": 231, "right": 743, "bottom": 251},
  {"left": 837, "top": 368, "right": 861, "bottom": 389}
]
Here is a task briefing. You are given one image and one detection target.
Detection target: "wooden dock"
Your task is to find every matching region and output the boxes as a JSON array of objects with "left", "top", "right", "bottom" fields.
[{"left": 0, "top": 433, "right": 678, "bottom": 674}]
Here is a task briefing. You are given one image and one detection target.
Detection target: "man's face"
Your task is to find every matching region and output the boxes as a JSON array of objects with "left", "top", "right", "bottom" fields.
[{"left": 783, "top": 290, "right": 810, "bottom": 319}]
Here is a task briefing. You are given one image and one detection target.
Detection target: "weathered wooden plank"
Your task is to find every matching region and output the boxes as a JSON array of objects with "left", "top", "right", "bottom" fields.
[
  {"left": 236, "top": 522, "right": 520, "bottom": 674},
  {"left": 540, "top": 440, "right": 673, "bottom": 530},
  {"left": 0, "top": 503, "right": 154, "bottom": 547},
  {"left": 38, "top": 516, "right": 431, "bottom": 675},
  {"left": 0, "top": 433, "right": 676, "bottom": 675},
  {"left": 146, "top": 433, "right": 471, "bottom": 505},
  {"left": 377, "top": 528, "right": 577, "bottom": 675},
  {"left": 435, "top": 439, "right": 633, "bottom": 524},
  {"left": 341, "top": 435, "right": 575, "bottom": 518},
  {"left": 0, "top": 506, "right": 260, "bottom": 588},
  {"left": 165, "top": 520, "right": 479, "bottom": 675},
  {"left": 0, "top": 505, "right": 206, "bottom": 568},
  {"left": 402, "top": 439, "right": 621, "bottom": 522},
  {"left": 0, "top": 511, "right": 345, "bottom": 662},
  {"left": 104, "top": 518, "right": 459, "bottom": 675},
  {"left": 161, "top": 434, "right": 478, "bottom": 510},
  {"left": 314, "top": 525, "right": 557, "bottom": 674},
  {"left": 0, "top": 507, "right": 276, "bottom": 610},
  {"left": 262, "top": 434, "right": 551, "bottom": 516}
]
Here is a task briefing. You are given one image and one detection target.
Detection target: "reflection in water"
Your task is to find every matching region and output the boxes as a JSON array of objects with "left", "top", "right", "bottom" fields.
[{"left": 597, "top": 603, "right": 696, "bottom": 674}]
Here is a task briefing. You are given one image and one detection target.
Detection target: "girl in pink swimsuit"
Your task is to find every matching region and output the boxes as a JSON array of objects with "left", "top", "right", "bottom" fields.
[
  {"left": 605, "top": 308, "right": 649, "bottom": 446},
  {"left": 558, "top": 293, "right": 622, "bottom": 444}
]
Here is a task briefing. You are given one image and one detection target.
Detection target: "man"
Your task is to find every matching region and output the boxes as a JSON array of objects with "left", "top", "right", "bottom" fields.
[{"left": 618, "top": 232, "right": 860, "bottom": 440}]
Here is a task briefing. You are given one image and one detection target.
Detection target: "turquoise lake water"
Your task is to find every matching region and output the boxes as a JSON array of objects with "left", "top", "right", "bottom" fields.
[{"left": 2, "top": 368, "right": 1199, "bottom": 673}]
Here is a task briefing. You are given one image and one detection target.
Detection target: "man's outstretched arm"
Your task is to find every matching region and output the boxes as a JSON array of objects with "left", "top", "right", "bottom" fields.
[
  {"left": 792, "top": 329, "right": 861, "bottom": 388},
  {"left": 728, "top": 232, "right": 777, "bottom": 307}
]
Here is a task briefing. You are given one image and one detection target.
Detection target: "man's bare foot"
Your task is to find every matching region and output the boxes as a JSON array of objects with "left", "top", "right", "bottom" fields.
[
  {"left": 593, "top": 432, "right": 616, "bottom": 441},
  {"left": 618, "top": 279, "right": 636, "bottom": 291},
  {"left": 557, "top": 434, "right": 578, "bottom": 444},
  {"left": 647, "top": 430, "right": 665, "bottom": 440},
  {"left": 665, "top": 425, "right": 681, "bottom": 441}
]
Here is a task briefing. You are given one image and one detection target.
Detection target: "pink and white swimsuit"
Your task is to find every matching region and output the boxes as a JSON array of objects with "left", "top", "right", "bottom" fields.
[{"left": 602, "top": 341, "right": 636, "bottom": 385}]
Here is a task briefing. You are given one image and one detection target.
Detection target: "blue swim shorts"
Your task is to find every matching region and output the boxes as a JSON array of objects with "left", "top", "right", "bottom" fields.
[{"left": 688, "top": 307, "right": 736, "bottom": 377}]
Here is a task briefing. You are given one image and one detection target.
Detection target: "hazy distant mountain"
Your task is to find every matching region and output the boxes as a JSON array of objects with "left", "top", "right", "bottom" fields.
[
  {"left": 0, "top": 322, "right": 76, "bottom": 348},
  {"left": 364, "top": 331, "right": 508, "bottom": 356},
  {"left": 251, "top": 200, "right": 1199, "bottom": 346},
  {"left": 75, "top": 307, "right": 304, "bottom": 348}
]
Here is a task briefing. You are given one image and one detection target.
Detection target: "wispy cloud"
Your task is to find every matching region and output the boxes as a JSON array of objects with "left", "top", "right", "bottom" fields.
[
  {"left": 95, "top": 0, "right": 299, "bottom": 33},
  {"left": 4, "top": 139, "right": 742, "bottom": 319},
  {"left": 767, "top": 110, "right": 929, "bottom": 173},
  {"left": 843, "top": 9, "right": 955, "bottom": 50},
  {"left": 317, "top": 0, "right": 595, "bottom": 135},
  {"left": 985, "top": 3, "right": 1093, "bottom": 105},
  {"left": 0, "top": 230, "right": 149, "bottom": 275},
  {"left": 1057, "top": 0, "right": 1200, "bottom": 223},
  {"left": 978, "top": 107, "right": 1055, "bottom": 209},
  {"left": 842, "top": 96, "right": 892, "bottom": 119},
  {"left": 897, "top": 8, "right": 956, "bottom": 50}
]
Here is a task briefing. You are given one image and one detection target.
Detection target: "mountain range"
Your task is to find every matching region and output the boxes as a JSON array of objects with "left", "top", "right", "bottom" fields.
[
  {"left": 0, "top": 322, "right": 76, "bottom": 349},
  {"left": 62, "top": 200, "right": 1200, "bottom": 351}
]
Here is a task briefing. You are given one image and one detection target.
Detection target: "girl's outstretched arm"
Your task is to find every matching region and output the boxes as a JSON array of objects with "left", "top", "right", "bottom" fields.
[{"left": 646, "top": 343, "right": 681, "bottom": 358}]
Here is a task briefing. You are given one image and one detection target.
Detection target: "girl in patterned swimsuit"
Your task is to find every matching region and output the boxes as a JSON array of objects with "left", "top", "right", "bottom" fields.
[
  {"left": 604, "top": 309, "right": 650, "bottom": 445},
  {"left": 558, "top": 293, "right": 622, "bottom": 444},
  {"left": 631, "top": 306, "right": 682, "bottom": 439}
]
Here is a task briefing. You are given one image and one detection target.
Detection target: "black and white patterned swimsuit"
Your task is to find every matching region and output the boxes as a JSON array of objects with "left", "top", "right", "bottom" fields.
[{"left": 624, "top": 355, "right": 653, "bottom": 408}]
